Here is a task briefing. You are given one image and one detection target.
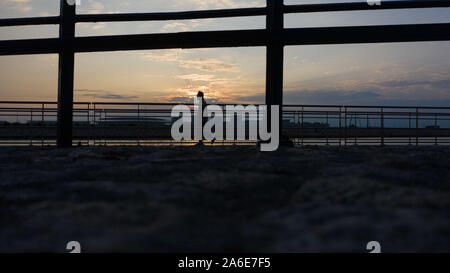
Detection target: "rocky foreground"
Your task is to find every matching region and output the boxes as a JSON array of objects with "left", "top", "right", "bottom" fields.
[{"left": 0, "top": 145, "right": 449, "bottom": 252}]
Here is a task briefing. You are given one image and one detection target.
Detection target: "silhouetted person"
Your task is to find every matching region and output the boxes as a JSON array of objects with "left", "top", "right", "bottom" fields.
[{"left": 197, "top": 91, "right": 207, "bottom": 145}]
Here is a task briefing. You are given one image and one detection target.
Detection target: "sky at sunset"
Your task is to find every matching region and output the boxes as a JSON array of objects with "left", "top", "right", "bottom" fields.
[{"left": 0, "top": 0, "right": 449, "bottom": 106}]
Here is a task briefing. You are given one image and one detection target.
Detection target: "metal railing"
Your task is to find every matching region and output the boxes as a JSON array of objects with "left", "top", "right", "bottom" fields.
[
  {"left": 0, "top": 101, "right": 449, "bottom": 146},
  {"left": 1, "top": 0, "right": 450, "bottom": 147}
]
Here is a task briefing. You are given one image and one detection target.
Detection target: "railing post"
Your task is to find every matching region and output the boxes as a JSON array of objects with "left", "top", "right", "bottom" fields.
[
  {"left": 87, "top": 103, "right": 90, "bottom": 146},
  {"left": 296, "top": 110, "right": 299, "bottom": 145},
  {"left": 137, "top": 104, "right": 141, "bottom": 146},
  {"left": 266, "top": 0, "right": 284, "bottom": 142},
  {"left": 57, "top": 0, "right": 76, "bottom": 147},
  {"left": 416, "top": 107, "right": 419, "bottom": 146},
  {"left": 301, "top": 106, "right": 304, "bottom": 146},
  {"left": 435, "top": 113, "right": 438, "bottom": 145},
  {"left": 339, "top": 107, "right": 342, "bottom": 147},
  {"left": 381, "top": 107, "right": 384, "bottom": 146},
  {"left": 30, "top": 108, "right": 33, "bottom": 146},
  {"left": 344, "top": 107, "right": 347, "bottom": 146},
  {"left": 408, "top": 112, "right": 411, "bottom": 145},
  {"left": 326, "top": 111, "right": 329, "bottom": 145},
  {"left": 354, "top": 113, "right": 357, "bottom": 145},
  {"left": 41, "top": 103, "right": 44, "bottom": 147},
  {"left": 93, "top": 103, "right": 97, "bottom": 146},
  {"left": 104, "top": 109, "right": 107, "bottom": 146},
  {"left": 366, "top": 113, "right": 370, "bottom": 145}
]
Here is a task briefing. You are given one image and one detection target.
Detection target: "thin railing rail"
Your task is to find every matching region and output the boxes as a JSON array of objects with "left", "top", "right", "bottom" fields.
[{"left": 1, "top": 101, "right": 449, "bottom": 110}]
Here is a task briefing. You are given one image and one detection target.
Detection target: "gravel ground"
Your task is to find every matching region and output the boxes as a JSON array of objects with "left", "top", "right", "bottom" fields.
[{"left": 0, "top": 145, "right": 449, "bottom": 252}]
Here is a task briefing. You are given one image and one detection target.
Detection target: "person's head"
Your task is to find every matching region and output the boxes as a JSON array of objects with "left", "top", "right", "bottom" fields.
[{"left": 197, "top": 91, "right": 204, "bottom": 98}]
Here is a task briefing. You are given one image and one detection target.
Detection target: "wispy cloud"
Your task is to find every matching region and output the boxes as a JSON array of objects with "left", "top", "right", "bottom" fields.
[
  {"left": 144, "top": 50, "right": 239, "bottom": 73},
  {"left": 2, "top": 0, "right": 32, "bottom": 12},
  {"left": 75, "top": 89, "right": 140, "bottom": 101},
  {"left": 172, "top": 0, "right": 265, "bottom": 10},
  {"left": 160, "top": 21, "right": 203, "bottom": 33}
]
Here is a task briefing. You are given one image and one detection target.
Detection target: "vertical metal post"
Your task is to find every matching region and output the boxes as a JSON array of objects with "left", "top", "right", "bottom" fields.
[
  {"left": 57, "top": 0, "right": 76, "bottom": 147},
  {"left": 296, "top": 110, "right": 299, "bottom": 145},
  {"left": 326, "top": 111, "right": 329, "bottom": 146},
  {"left": 381, "top": 107, "right": 384, "bottom": 146},
  {"left": 339, "top": 107, "right": 342, "bottom": 147},
  {"left": 344, "top": 107, "right": 347, "bottom": 146},
  {"left": 367, "top": 114, "right": 369, "bottom": 128},
  {"left": 435, "top": 114, "right": 438, "bottom": 145},
  {"left": 30, "top": 108, "right": 33, "bottom": 145},
  {"left": 366, "top": 113, "right": 369, "bottom": 145},
  {"left": 301, "top": 106, "right": 304, "bottom": 146},
  {"left": 416, "top": 107, "right": 419, "bottom": 146},
  {"left": 104, "top": 109, "right": 107, "bottom": 146},
  {"left": 266, "top": 0, "right": 284, "bottom": 141},
  {"left": 354, "top": 113, "right": 357, "bottom": 145},
  {"left": 408, "top": 112, "right": 411, "bottom": 145},
  {"left": 93, "top": 103, "right": 96, "bottom": 146},
  {"left": 87, "top": 103, "right": 90, "bottom": 146},
  {"left": 137, "top": 104, "right": 141, "bottom": 146},
  {"left": 41, "top": 103, "right": 44, "bottom": 147}
]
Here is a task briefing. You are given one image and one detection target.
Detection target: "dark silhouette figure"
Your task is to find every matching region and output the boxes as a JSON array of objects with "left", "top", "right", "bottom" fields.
[
  {"left": 197, "top": 91, "right": 207, "bottom": 145},
  {"left": 197, "top": 91, "right": 207, "bottom": 107}
]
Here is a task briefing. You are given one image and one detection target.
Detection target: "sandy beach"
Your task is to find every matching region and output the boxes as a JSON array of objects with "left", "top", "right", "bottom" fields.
[{"left": 0, "top": 145, "right": 449, "bottom": 252}]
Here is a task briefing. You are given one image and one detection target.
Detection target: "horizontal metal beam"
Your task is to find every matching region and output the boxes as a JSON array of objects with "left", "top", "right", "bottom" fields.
[
  {"left": 0, "top": 16, "right": 60, "bottom": 27},
  {"left": 284, "top": 0, "right": 450, "bottom": 14},
  {"left": 0, "top": 38, "right": 60, "bottom": 55},
  {"left": 72, "top": 23, "right": 450, "bottom": 52},
  {"left": 1, "top": 23, "right": 450, "bottom": 55},
  {"left": 283, "top": 23, "right": 450, "bottom": 45},
  {"left": 76, "top": 7, "right": 267, "bottom": 23},
  {"left": 74, "top": 29, "right": 268, "bottom": 52}
]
